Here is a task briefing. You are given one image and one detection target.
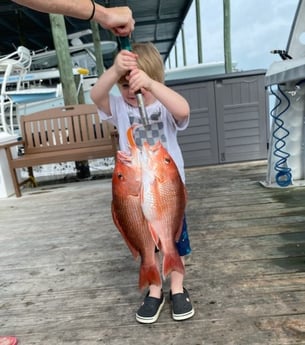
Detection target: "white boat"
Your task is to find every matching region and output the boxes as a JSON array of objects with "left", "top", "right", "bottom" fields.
[
  {"left": 165, "top": 62, "right": 238, "bottom": 81},
  {"left": 6, "top": 88, "right": 58, "bottom": 104},
  {"left": 0, "top": 67, "right": 88, "bottom": 85},
  {"left": 30, "top": 29, "right": 117, "bottom": 73},
  {"left": 31, "top": 40, "right": 117, "bottom": 71}
]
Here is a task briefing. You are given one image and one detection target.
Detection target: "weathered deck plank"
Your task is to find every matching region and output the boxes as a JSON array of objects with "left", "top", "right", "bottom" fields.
[{"left": 1, "top": 161, "right": 305, "bottom": 344}]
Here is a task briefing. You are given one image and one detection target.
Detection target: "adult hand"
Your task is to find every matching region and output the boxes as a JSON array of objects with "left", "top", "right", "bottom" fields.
[{"left": 100, "top": 6, "right": 135, "bottom": 36}]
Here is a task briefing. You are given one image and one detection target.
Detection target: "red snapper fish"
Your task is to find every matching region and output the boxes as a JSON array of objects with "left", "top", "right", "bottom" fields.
[
  {"left": 140, "top": 140, "right": 187, "bottom": 278},
  {"left": 111, "top": 128, "right": 161, "bottom": 290}
]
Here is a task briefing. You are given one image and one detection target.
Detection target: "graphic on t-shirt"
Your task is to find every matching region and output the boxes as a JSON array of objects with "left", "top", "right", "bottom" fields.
[{"left": 128, "top": 108, "right": 167, "bottom": 149}]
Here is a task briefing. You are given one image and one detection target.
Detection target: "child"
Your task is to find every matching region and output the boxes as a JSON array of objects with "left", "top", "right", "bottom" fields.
[{"left": 90, "top": 42, "right": 194, "bottom": 323}]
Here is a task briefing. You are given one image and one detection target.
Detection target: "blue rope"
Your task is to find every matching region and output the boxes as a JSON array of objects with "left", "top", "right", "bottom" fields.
[{"left": 269, "top": 84, "right": 292, "bottom": 187}]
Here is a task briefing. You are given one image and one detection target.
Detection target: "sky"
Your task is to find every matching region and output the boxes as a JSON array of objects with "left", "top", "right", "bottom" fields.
[{"left": 166, "top": 0, "right": 300, "bottom": 72}]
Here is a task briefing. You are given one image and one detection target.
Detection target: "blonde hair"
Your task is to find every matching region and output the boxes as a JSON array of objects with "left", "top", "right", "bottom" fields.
[{"left": 118, "top": 42, "right": 164, "bottom": 84}]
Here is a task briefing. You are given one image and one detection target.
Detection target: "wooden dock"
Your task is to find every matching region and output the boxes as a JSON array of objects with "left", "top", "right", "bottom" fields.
[{"left": 1, "top": 160, "right": 305, "bottom": 345}]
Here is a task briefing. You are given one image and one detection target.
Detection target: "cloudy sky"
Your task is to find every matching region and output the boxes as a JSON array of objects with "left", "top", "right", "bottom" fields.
[{"left": 166, "top": 0, "right": 299, "bottom": 72}]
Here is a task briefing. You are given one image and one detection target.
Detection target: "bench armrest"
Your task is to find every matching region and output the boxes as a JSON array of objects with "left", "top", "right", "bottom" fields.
[{"left": 0, "top": 139, "right": 25, "bottom": 149}]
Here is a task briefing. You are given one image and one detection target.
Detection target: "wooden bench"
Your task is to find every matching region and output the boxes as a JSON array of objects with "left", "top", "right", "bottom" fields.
[{"left": 0, "top": 104, "right": 118, "bottom": 197}]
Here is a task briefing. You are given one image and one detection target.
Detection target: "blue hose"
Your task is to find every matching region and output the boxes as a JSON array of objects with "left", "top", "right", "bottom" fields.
[{"left": 269, "top": 84, "right": 292, "bottom": 187}]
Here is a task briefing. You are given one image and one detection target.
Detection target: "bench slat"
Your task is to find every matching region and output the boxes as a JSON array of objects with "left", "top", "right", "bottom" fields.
[
  {"left": 81, "top": 114, "right": 88, "bottom": 142},
  {"left": 94, "top": 113, "right": 102, "bottom": 140},
  {"left": 66, "top": 116, "right": 74, "bottom": 144},
  {"left": 73, "top": 114, "right": 82, "bottom": 144},
  {"left": 87, "top": 113, "right": 95, "bottom": 141}
]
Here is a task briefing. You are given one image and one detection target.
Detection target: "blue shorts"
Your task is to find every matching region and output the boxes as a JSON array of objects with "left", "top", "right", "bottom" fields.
[{"left": 176, "top": 215, "right": 192, "bottom": 256}]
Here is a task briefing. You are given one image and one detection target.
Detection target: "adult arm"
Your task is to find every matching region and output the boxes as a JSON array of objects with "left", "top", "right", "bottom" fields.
[{"left": 11, "top": 0, "right": 134, "bottom": 36}]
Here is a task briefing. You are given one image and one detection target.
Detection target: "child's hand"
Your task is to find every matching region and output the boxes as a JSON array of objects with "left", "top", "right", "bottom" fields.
[
  {"left": 127, "top": 68, "right": 154, "bottom": 94},
  {"left": 114, "top": 50, "right": 138, "bottom": 77}
]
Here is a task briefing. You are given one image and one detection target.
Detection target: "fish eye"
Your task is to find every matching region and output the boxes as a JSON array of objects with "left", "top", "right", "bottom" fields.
[
  {"left": 117, "top": 172, "right": 124, "bottom": 180},
  {"left": 164, "top": 157, "right": 171, "bottom": 164}
]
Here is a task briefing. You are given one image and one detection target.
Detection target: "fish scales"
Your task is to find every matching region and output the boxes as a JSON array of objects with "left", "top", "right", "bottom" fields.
[
  {"left": 141, "top": 141, "right": 186, "bottom": 278},
  {"left": 112, "top": 148, "right": 161, "bottom": 290}
]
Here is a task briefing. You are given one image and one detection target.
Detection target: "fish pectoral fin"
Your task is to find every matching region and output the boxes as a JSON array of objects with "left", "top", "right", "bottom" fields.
[
  {"left": 175, "top": 223, "right": 183, "bottom": 242},
  {"left": 147, "top": 223, "right": 160, "bottom": 249}
]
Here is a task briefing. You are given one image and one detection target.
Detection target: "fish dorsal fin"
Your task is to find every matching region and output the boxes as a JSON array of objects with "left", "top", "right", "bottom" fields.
[{"left": 127, "top": 125, "right": 139, "bottom": 150}]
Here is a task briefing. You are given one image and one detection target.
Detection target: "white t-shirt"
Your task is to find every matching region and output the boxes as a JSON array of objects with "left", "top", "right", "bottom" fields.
[{"left": 97, "top": 94, "right": 189, "bottom": 183}]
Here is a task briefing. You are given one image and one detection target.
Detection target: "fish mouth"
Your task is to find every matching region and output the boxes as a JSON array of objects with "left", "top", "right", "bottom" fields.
[
  {"left": 116, "top": 151, "right": 133, "bottom": 165},
  {"left": 143, "top": 140, "right": 162, "bottom": 151},
  {"left": 142, "top": 141, "right": 163, "bottom": 161}
]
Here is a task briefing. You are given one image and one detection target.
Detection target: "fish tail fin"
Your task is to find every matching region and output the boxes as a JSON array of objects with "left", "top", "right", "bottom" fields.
[
  {"left": 139, "top": 264, "right": 162, "bottom": 291},
  {"left": 162, "top": 252, "right": 185, "bottom": 279}
]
